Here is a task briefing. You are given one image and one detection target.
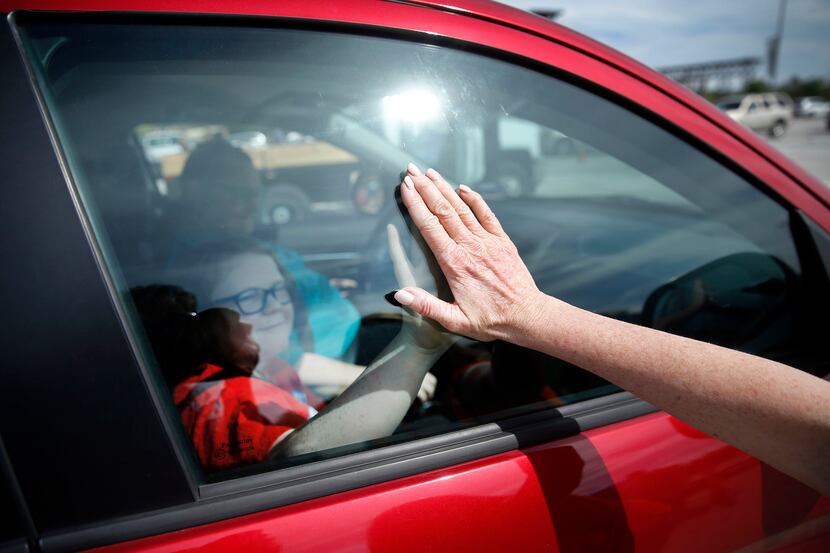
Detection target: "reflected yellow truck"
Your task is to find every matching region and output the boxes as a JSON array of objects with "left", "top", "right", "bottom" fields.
[{"left": 159, "top": 142, "right": 357, "bottom": 181}]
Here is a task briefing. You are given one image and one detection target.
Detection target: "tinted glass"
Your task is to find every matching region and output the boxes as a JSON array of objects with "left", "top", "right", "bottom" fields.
[
  {"left": 717, "top": 99, "right": 741, "bottom": 110},
  {"left": 20, "top": 21, "right": 825, "bottom": 478}
]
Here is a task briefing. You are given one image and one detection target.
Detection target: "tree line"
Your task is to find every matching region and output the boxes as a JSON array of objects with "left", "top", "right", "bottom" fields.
[{"left": 704, "top": 76, "right": 830, "bottom": 102}]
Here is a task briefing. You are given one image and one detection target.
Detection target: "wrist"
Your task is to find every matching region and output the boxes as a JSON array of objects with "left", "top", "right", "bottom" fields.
[{"left": 497, "top": 291, "right": 570, "bottom": 350}]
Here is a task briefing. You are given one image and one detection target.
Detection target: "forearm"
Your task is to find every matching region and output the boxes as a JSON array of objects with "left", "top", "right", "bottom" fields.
[
  {"left": 273, "top": 336, "right": 441, "bottom": 457},
  {"left": 513, "top": 292, "right": 830, "bottom": 495}
]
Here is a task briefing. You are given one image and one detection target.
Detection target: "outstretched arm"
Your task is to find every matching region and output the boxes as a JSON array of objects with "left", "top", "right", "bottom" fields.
[
  {"left": 271, "top": 225, "right": 448, "bottom": 458},
  {"left": 390, "top": 164, "right": 830, "bottom": 496}
]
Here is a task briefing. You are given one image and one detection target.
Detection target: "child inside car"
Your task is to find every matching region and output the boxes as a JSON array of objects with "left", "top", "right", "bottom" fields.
[{"left": 132, "top": 233, "right": 445, "bottom": 471}]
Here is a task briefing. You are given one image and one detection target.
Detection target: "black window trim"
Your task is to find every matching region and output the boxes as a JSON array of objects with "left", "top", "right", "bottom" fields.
[{"left": 9, "top": 10, "right": 823, "bottom": 552}]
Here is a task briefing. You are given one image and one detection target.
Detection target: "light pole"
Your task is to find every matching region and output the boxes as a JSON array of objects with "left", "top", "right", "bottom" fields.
[{"left": 767, "top": 0, "right": 788, "bottom": 83}]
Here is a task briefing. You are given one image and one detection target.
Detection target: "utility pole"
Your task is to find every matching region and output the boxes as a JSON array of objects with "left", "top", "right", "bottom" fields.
[{"left": 767, "top": 0, "right": 788, "bottom": 82}]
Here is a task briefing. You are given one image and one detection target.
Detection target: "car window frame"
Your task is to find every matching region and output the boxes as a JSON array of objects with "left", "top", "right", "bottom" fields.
[{"left": 8, "top": 10, "right": 829, "bottom": 552}]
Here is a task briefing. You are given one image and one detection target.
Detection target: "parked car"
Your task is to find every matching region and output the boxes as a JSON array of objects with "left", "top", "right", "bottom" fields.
[
  {"left": 716, "top": 92, "right": 793, "bottom": 137},
  {"left": 1, "top": 2, "right": 829, "bottom": 553},
  {"left": 794, "top": 96, "right": 830, "bottom": 118}
]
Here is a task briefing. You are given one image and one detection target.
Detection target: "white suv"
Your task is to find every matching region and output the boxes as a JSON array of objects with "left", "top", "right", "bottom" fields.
[{"left": 716, "top": 93, "right": 793, "bottom": 138}]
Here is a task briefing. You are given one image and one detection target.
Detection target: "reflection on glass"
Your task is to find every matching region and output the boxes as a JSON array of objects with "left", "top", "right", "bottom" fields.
[
  {"left": 19, "top": 21, "right": 823, "bottom": 475},
  {"left": 382, "top": 90, "right": 442, "bottom": 123}
]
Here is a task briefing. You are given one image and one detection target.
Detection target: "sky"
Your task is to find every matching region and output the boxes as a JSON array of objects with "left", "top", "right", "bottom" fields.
[{"left": 503, "top": 0, "right": 830, "bottom": 82}]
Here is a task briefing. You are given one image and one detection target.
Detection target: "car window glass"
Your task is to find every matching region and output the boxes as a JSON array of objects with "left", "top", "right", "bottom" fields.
[
  {"left": 19, "top": 21, "right": 824, "bottom": 478},
  {"left": 716, "top": 99, "right": 741, "bottom": 111}
]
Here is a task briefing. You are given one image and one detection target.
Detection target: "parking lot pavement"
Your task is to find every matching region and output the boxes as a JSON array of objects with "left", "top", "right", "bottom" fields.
[{"left": 763, "top": 117, "right": 830, "bottom": 187}]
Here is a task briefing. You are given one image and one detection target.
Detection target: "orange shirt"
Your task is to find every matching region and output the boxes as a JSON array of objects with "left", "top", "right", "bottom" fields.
[{"left": 174, "top": 364, "right": 312, "bottom": 471}]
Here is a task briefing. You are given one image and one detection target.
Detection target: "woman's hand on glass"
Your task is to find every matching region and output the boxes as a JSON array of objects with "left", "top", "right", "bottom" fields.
[{"left": 392, "top": 165, "right": 544, "bottom": 343}]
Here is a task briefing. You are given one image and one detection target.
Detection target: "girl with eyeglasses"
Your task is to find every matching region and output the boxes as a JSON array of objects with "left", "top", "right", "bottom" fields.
[{"left": 139, "top": 236, "right": 443, "bottom": 471}]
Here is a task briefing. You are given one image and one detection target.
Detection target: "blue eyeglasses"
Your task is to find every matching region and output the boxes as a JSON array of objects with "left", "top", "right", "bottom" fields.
[{"left": 212, "top": 281, "right": 291, "bottom": 315}]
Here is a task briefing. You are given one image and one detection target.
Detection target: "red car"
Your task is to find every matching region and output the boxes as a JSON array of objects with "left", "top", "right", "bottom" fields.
[{"left": 1, "top": 1, "right": 829, "bottom": 552}]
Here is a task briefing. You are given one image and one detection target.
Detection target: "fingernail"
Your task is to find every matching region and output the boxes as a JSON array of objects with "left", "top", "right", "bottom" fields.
[
  {"left": 459, "top": 184, "right": 472, "bottom": 194},
  {"left": 404, "top": 175, "right": 414, "bottom": 189},
  {"left": 394, "top": 289, "right": 415, "bottom": 306},
  {"left": 426, "top": 168, "right": 440, "bottom": 179},
  {"left": 407, "top": 162, "right": 422, "bottom": 176},
  {"left": 384, "top": 291, "right": 403, "bottom": 307}
]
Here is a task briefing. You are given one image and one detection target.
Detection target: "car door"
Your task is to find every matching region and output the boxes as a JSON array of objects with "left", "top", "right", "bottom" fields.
[{"left": 2, "top": 3, "right": 829, "bottom": 553}]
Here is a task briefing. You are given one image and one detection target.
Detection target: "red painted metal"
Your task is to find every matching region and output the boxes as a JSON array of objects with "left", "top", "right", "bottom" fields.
[
  {"left": 92, "top": 413, "right": 830, "bottom": 552},
  {"left": 587, "top": 415, "right": 830, "bottom": 553},
  {"left": 7, "top": 1, "right": 829, "bottom": 550}
]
